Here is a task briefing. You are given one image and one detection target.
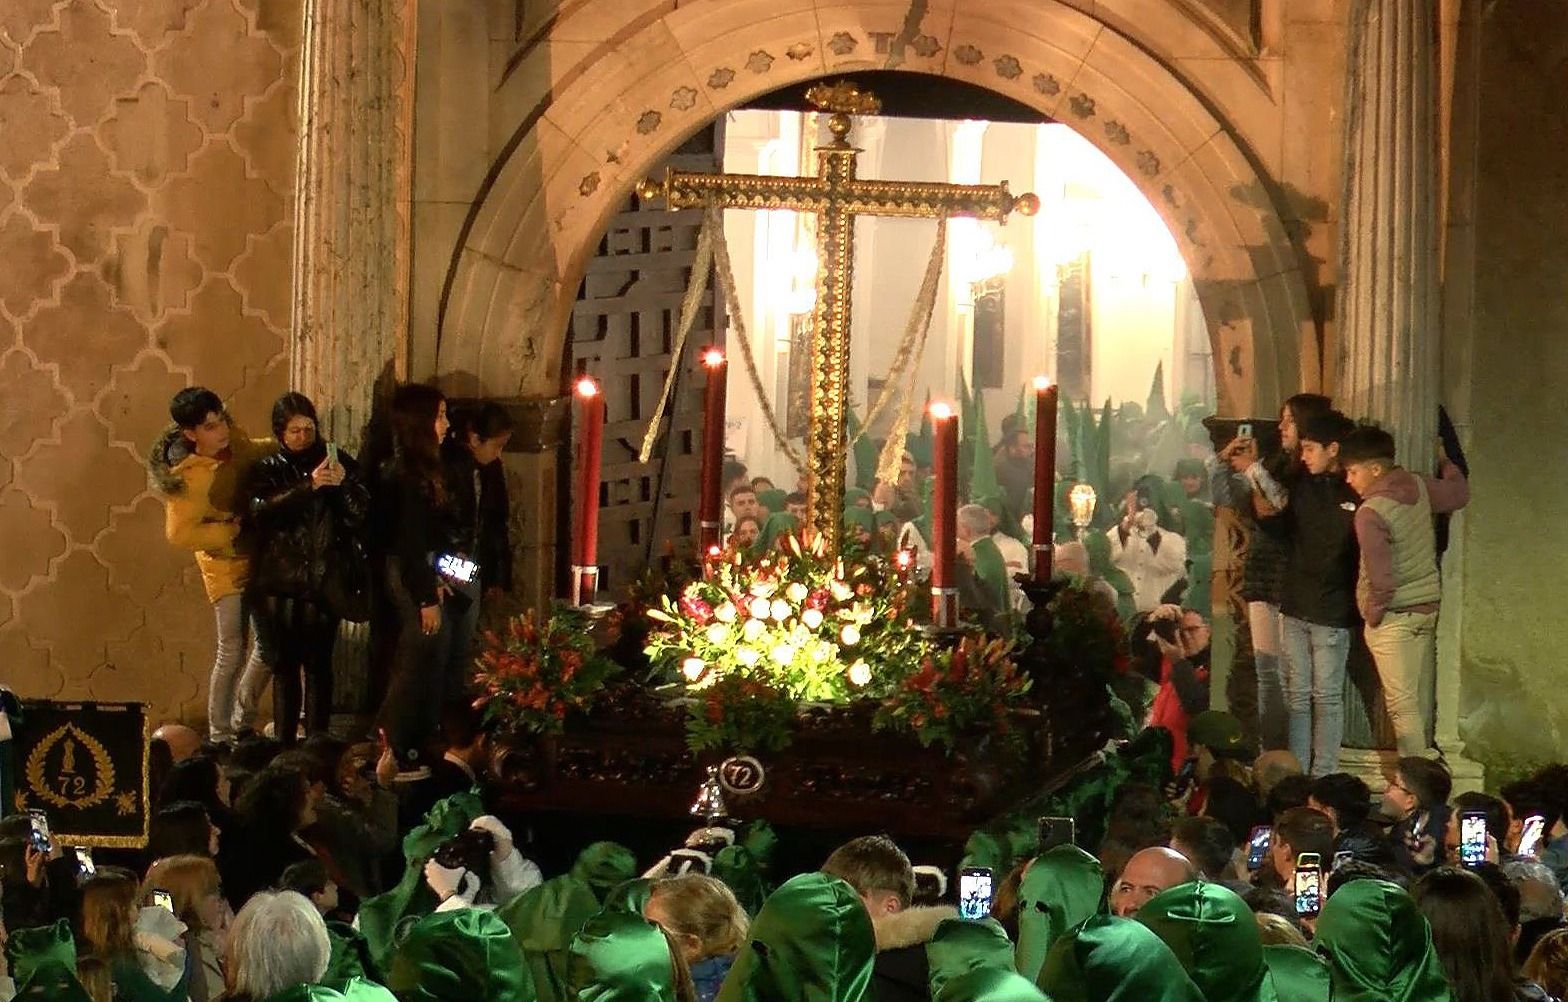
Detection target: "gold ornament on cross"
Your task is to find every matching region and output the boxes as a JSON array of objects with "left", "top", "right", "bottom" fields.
[{"left": 637, "top": 82, "right": 1038, "bottom": 552}]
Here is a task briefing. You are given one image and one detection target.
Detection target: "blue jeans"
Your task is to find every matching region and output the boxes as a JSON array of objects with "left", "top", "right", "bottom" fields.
[
  {"left": 1249, "top": 602, "right": 1288, "bottom": 751},
  {"left": 1281, "top": 615, "right": 1352, "bottom": 775}
]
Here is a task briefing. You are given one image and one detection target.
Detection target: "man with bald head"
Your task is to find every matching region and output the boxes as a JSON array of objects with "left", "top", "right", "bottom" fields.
[
  {"left": 152, "top": 723, "right": 203, "bottom": 763},
  {"left": 1109, "top": 846, "right": 1196, "bottom": 917}
]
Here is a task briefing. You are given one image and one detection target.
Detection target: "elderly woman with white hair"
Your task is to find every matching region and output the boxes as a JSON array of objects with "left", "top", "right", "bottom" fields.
[{"left": 222, "top": 890, "right": 393, "bottom": 1002}]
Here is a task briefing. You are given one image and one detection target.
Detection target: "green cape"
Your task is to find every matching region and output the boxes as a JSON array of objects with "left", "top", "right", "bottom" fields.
[
  {"left": 4, "top": 919, "right": 92, "bottom": 1002},
  {"left": 388, "top": 908, "right": 535, "bottom": 1002},
  {"left": 716, "top": 873, "right": 874, "bottom": 1002},
  {"left": 571, "top": 842, "right": 639, "bottom": 901},
  {"left": 756, "top": 488, "right": 788, "bottom": 513},
  {"left": 261, "top": 978, "right": 398, "bottom": 1002},
  {"left": 1313, "top": 880, "right": 1453, "bottom": 1002},
  {"left": 1015, "top": 846, "right": 1105, "bottom": 982},
  {"left": 497, "top": 842, "right": 634, "bottom": 1002},
  {"left": 927, "top": 917, "right": 1048, "bottom": 1002},
  {"left": 969, "top": 535, "right": 1011, "bottom": 613},
  {"left": 1260, "top": 945, "right": 1331, "bottom": 1002},
  {"left": 323, "top": 921, "right": 381, "bottom": 992},
  {"left": 568, "top": 909, "right": 680, "bottom": 1001},
  {"left": 602, "top": 878, "right": 653, "bottom": 915},
  {"left": 1037, "top": 916, "right": 1205, "bottom": 1002},
  {"left": 357, "top": 789, "right": 487, "bottom": 969},
  {"left": 1134, "top": 880, "right": 1277, "bottom": 1002}
]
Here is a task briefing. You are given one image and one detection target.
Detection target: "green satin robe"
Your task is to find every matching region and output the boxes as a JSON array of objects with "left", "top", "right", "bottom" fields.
[
  {"left": 568, "top": 909, "right": 680, "bottom": 1001},
  {"left": 1134, "top": 880, "right": 1278, "bottom": 1002},
  {"left": 715, "top": 873, "right": 874, "bottom": 1002},
  {"left": 927, "top": 917, "right": 1050, "bottom": 1002},
  {"left": 1036, "top": 916, "right": 1205, "bottom": 1002},
  {"left": 1313, "top": 880, "right": 1454, "bottom": 1002},
  {"left": 387, "top": 908, "right": 536, "bottom": 1002},
  {"left": 1014, "top": 847, "right": 1105, "bottom": 983},
  {"left": 497, "top": 841, "right": 636, "bottom": 1002},
  {"left": 260, "top": 977, "right": 398, "bottom": 1002},
  {"left": 1260, "top": 945, "right": 1332, "bottom": 1002},
  {"left": 3, "top": 919, "right": 92, "bottom": 1002}
]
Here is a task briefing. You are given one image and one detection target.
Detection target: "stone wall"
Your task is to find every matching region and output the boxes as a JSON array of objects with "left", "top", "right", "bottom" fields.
[{"left": 0, "top": 0, "right": 300, "bottom": 726}]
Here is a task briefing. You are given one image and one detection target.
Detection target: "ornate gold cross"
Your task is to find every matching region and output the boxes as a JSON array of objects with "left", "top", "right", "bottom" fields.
[{"left": 638, "top": 81, "right": 1037, "bottom": 553}]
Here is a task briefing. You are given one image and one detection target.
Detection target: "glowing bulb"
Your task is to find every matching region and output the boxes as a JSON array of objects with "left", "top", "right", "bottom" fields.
[
  {"left": 749, "top": 597, "right": 772, "bottom": 619},
  {"left": 849, "top": 661, "right": 872, "bottom": 687},
  {"left": 929, "top": 401, "right": 953, "bottom": 421},
  {"left": 682, "top": 658, "right": 706, "bottom": 682},
  {"left": 575, "top": 377, "right": 599, "bottom": 398},
  {"left": 771, "top": 643, "right": 797, "bottom": 666},
  {"left": 802, "top": 608, "right": 824, "bottom": 630},
  {"left": 840, "top": 624, "right": 861, "bottom": 647},
  {"left": 770, "top": 599, "right": 791, "bottom": 622}
]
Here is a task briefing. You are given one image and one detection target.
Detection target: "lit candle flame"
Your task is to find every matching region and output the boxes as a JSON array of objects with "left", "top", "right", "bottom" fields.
[
  {"left": 702, "top": 348, "right": 726, "bottom": 368},
  {"left": 575, "top": 377, "right": 599, "bottom": 398},
  {"left": 1032, "top": 375, "right": 1054, "bottom": 391},
  {"left": 929, "top": 401, "right": 954, "bottom": 420}
]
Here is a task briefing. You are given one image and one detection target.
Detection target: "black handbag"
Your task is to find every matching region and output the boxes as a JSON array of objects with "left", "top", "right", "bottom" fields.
[{"left": 322, "top": 529, "right": 374, "bottom": 623}]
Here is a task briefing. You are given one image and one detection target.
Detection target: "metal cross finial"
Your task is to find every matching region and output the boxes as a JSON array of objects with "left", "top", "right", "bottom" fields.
[{"left": 805, "top": 81, "right": 882, "bottom": 147}]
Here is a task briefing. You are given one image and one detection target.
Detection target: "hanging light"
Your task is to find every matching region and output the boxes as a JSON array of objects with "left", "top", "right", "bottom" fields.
[{"left": 1069, "top": 483, "right": 1098, "bottom": 533}]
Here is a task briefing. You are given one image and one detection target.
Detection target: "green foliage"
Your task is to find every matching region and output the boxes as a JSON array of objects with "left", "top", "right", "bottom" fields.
[
  {"left": 473, "top": 608, "right": 622, "bottom": 735},
  {"left": 872, "top": 635, "right": 1033, "bottom": 754}
]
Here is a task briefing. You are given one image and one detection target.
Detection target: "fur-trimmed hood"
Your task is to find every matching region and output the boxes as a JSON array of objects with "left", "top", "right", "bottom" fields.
[
  {"left": 147, "top": 422, "right": 193, "bottom": 494},
  {"left": 873, "top": 905, "right": 959, "bottom": 952}
]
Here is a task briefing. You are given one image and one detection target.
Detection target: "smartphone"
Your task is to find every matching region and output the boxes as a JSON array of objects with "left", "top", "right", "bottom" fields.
[
  {"left": 152, "top": 889, "right": 175, "bottom": 913},
  {"left": 1293, "top": 853, "right": 1322, "bottom": 918},
  {"left": 1518, "top": 815, "right": 1547, "bottom": 859},
  {"left": 1459, "top": 810, "right": 1488, "bottom": 867},
  {"left": 436, "top": 553, "right": 478, "bottom": 583},
  {"left": 1171, "top": 757, "right": 1198, "bottom": 797},
  {"left": 1037, "top": 816, "right": 1076, "bottom": 854},
  {"left": 1237, "top": 422, "right": 1254, "bottom": 440},
  {"left": 27, "top": 809, "right": 51, "bottom": 855},
  {"left": 1246, "top": 825, "right": 1271, "bottom": 871},
  {"left": 74, "top": 847, "right": 95, "bottom": 876},
  {"left": 325, "top": 441, "right": 339, "bottom": 465},
  {"left": 958, "top": 866, "right": 994, "bottom": 921}
]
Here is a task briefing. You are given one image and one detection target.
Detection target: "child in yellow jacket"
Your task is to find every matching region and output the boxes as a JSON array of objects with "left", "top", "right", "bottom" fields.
[{"left": 149, "top": 387, "right": 276, "bottom": 742}]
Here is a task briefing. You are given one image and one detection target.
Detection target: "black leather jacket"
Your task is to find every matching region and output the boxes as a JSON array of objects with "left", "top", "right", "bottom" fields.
[{"left": 244, "top": 445, "right": 369, "bottom": 597}]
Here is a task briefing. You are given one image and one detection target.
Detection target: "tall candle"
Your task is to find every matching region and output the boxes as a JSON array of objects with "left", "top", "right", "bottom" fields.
[
  {"left": 930, "top": 401, "right": 958, "bottom": 628},
  {"left": 572, "top": 376, "right": 605, "bottom": 604},
  {"left": 698, "top": 348, "right": 727, "bottom": 556},
  {"left": 1031, "top": 376, "right": 1059, "bottom": 582}
]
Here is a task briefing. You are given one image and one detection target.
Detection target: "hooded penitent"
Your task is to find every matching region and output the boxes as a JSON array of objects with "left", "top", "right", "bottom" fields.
[
  {"left": 1260, "top": 945, "right": 1331, "bottom": 1002},
  {"left": 1036, "top": 915, "right": 1205, "bottom": 1002},
  {"left": 322, "top": 921, "right": 381, "bottom": 992},
  {"left": 568, "top": 909, "right": 681, "bottom": 1002},
  {"left": 926, "top": 917, "right": 1049, "bottom": 1002},
  {"left": 601, "top": 878, "right": 653, "bottom": 915},
  {"left": 715, "top": 873, "right": 875, "bottom": 1002},
  {"left": 497, "top": 842, "right": 635, "bottom": 1002},
  {"left": 1015, "top": 846, "right": 1105, "bottom": 983},
  {"left": 3, "top": 919, "right": 93, "bottom": 1002},
  {"left": 1312, "top": 880, "right": 1454, "bottom": 1002},
  {"left": 1134, "top": 880, "right": 1277, "bottom": 1002},
  {"left": 388, "top": 908, "right": 536, "bottom": 1002}
]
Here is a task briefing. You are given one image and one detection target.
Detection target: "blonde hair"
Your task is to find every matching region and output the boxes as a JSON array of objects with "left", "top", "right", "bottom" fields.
[
  {"left": 649, "top": 874, "right": 749, "bottom": 959},
  {"left": 78, "top": 867, "right": 139, "bottom": 958},
  {"left": 1524, "top": 928, "right": 1568, "bottom": 1001},
  {"left": 76, "top": 955, "right": 114, "bottom": 1002},
  {"left": 143, "top": 854, "right": 220, "bottom": 932},
  {"left": 1255, "top": 912, "right": 1308, "bottom": 948}
]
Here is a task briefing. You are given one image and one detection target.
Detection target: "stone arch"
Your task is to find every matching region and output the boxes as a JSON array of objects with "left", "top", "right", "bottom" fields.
[{"left": 435, "top": 0, "right": 1317, "bottom": 418}]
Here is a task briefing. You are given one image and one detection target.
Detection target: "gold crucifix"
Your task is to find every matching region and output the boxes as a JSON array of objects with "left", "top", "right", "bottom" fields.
[{"left": 637, "top": 81, "right": 1038, "bottom": 553}]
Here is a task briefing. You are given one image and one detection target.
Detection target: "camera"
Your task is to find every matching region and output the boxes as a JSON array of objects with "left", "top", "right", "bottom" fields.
[
  {"left": 431, "top": 828, "right": 495, "bottom": 874},
  {"left": 1151, "top": 617, "right": 1179, "bottom": 644}
]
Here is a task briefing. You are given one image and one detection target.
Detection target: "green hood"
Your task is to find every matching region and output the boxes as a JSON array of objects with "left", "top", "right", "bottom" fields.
[
  {"left": 1260, "top": 945, "right": 1331, "bottom": 1002},
  {"left": 1037, "top": 916, "right": 1204, "bottom": 1002},
  {"left": 496, "top": 872, "right": 604, "bottom": 1002},
  {"left": 261, "top": 979, "right": 398, "bottom": 1002},
  {"left": 323, "top": 921, "right": 381, "bottom": 991},
  {"left": 572, "top": 842, "right": 639, "bottom": 903},
  {"left": 568, "top": 909, "right": 679, "bottom": 1001},
  {"left": 1135, "top": 881, "right": 1276, "bottom": 1002},
  {"left": 757, "top": 488, "right": 788, "bottom": 513},
  {"left": 388, "top": 908, "right": 535, "bottom": 1002},
  {"left": 844, "top": 505, "right": 877, "bottom": 540},
  {"left": 927, "top": 918, "right": 1048, "bottom": 1002},
  {"left": 1015, "top": 846, "right": 1104, "bottom": 982},
  {"left": 1313, "top": 880, "right": 1453, "bottom": 1002},
  {"left": 602, "top": 878, "right": 654, "bottom": 915},
  {"left": 3, "top": 919, "right": 92, "bottom": 1002},
  {"left": 759, "top": 512, "right": 799, "bottom": 551},
  {"left": 716, "top": 873, "right": 874, "bottom": 1002}
]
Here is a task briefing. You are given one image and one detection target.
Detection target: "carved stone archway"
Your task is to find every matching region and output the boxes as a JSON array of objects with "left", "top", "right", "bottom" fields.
[{"left": 433, "top": 0, "right": 1317, "bottom": 418}]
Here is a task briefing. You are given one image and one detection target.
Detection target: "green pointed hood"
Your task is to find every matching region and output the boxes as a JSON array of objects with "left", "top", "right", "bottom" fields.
[
  {"left": 1015, "top": 846, "right": 1104, "bottom": 982},
  {"left": 1135, "top": 881, "right": 1276, "bottom": 1002},
  {"left": 1260, "top": 945, "right": 1331, "bottom": 1002},
  {"left": 1313, "top": 880, "right": 1453, "bottom": 1002},
  {"left": 568, "top": 909, "right": 680, "bottom": 1001},
  {"left": 847, "top": 409, "right": 879, "bottom": 491},
  {"left": 969, "top": 389, "right": 1003, "bottom": 512},
  {"left": 927, "top": 917, "right": 1048, "bottom": 1002},
  {"left": 602, "top": 878, "right": 653, "bottom": 915},
  {"left": 388, "top": 908, "right": 536, "bottom": 1002},
  {"left": 716, "top": 873, "right": 874, "bottom": 1002},
  {"left": 572, "top": 842, "right": 639, "bottom": 904},
  {"left": 4, "top": 919, "right": 92, "bottom": 1002},
  {"left": 1037, "top": 916, "right": 1205, "bottom": 1002}
]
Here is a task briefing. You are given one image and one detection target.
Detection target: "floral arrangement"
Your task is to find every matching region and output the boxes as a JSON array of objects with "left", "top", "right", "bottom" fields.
[
  {"left": 644, "top": 531, "right": 924, "bottom": 704},
  {"left": 873, "top": 635, "right": 1033, "bottom": 753},
  {"left": 473, "top": 607, "right": 620, "bottom": 735},
  {"left": 685, "top": 676, "right": 797, "bottom": 755}
]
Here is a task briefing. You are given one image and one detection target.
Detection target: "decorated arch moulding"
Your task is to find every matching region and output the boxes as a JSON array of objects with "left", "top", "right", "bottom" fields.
[{"left": 436, "top": 0, "right": 1313, "bottom": 417}]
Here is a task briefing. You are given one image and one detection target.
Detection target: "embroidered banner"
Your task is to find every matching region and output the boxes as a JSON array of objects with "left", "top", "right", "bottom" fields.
[{"left": 11, "top": 701, "right": 149, "bottom": 848}]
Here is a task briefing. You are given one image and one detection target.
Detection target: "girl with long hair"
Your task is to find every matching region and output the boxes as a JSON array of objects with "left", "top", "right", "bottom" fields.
[
  {"left": 143, "top": 855, "right": 226, "bottom": 1002},
  {"left": 372, "top": 383, "right": 455, "bottom": 776},
  {"left": 645, "top": 874, "right": 749, "bottom": 1002},
  {"left": 77, "top": 867, "right": 186, "bottom": 1000},
  {"left": 1412, "top": 866, "right": 1531, "bottom": 1002}
]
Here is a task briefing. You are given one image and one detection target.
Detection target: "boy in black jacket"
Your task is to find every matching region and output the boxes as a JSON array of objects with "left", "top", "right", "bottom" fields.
[{"left": 1259, "top": 411, "right": 1360, "bottom": 776}]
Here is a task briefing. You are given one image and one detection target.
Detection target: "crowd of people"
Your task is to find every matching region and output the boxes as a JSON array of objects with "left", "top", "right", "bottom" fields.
[{"left": 5, "top": 700, "right": 1568, "bottom": 1001}]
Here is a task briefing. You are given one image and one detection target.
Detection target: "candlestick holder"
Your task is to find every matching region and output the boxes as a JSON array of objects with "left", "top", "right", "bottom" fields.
[
  {"left": 917, "top": 620, "right": 968, "bottom": 650},
  {"left": 569, "top": 565, "right": 615, "bottom": 618},
  {"left": 930, "top": 585, "right": 960, "bottom": 631}
]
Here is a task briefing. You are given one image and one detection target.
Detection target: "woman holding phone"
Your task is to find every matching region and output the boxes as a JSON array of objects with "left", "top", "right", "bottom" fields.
[{"left": 244, "top": 392, "right": 369, "bottom": 745}]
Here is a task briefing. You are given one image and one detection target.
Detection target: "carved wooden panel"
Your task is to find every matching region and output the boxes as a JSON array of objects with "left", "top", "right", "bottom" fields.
[{"left": 568, "top": 126, "right": 725, "bottom": 595}]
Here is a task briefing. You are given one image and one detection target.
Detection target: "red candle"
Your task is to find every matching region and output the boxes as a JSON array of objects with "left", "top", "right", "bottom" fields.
[
  {"left": 572, "top": 376, "right": 605, "bottom": 604},
  {"left": 929, "top": 401, "right": 958, "bottom": 627},
  {"left": 698, "top": 348, "right": 727, "bottom": 556},
  {"left": 1032, "top": 376, "right": 1059, "bottom": 582}
]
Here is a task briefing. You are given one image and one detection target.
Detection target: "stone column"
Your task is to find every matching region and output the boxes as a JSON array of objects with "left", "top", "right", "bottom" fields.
[
  {"left": 291, "top": 0, "right": 418, "bottom": 447},
  {"left": 1336, "top": 0, "right": 1440, "bottom": 473}
]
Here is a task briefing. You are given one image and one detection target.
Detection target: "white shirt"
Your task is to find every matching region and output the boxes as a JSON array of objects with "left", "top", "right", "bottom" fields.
[{"left": 1107, "top": 524, "right": 1188, "bottom": 612}]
